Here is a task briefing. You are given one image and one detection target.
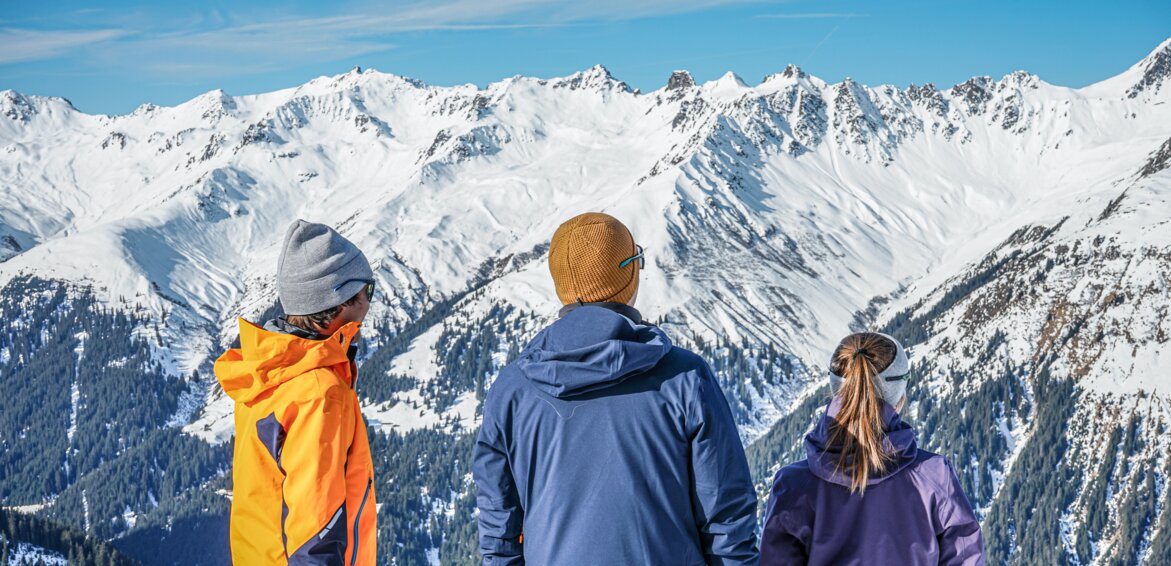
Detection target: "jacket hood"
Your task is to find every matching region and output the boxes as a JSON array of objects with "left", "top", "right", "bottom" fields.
[
  {"left": 215, "top": 317, "right": 360, "bottom": 404},
  {"left": 514, "top": 305, "right": 672, "bottom": 398},
  {"left": 804, "top": 396, "right": 919, "bottom": 487}
]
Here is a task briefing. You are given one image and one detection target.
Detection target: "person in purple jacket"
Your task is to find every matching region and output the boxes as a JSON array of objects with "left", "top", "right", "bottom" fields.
[{"left": 760, "top": 331, "right": 985, "bottom": 566}]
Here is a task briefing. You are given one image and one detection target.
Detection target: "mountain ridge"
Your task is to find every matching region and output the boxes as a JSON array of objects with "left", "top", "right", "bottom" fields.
[{"left": 1, "top": 37, "right": 1169, "bottom": 566}]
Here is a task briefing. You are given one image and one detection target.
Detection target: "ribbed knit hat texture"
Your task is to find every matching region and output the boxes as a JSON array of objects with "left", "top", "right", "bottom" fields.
[
  {"left": 277, "top": 219, "right": 373, "bottom": 316},
  {"left": 548, "top": 212, "right": 640, "bottom": 306}
]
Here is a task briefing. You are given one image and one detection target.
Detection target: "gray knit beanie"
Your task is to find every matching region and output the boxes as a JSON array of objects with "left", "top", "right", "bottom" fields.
[
  {"left": 277, "top": 220, "right": 374, "bottom": 316},
  {"left": 828, "top": 332, "right": 910, "bottom": 407}
]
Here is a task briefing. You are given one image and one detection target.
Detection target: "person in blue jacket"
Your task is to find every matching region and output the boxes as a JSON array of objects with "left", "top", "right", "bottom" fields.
[
  {"left": 473, "top": 212, "right": 759, "bottom": 566},
  {"left": 761, "top": 331, "right": 986, "bottom": 565}
]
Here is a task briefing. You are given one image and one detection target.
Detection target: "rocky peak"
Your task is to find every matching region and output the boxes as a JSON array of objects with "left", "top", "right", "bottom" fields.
[
  {"left": 950, "top": 76, "right": 995, "bottom": 114},
  {"left": 831, "top": 78, "right": 887, "bottom": 152},
  {"left": 132, "top": 102, "right": 159, "bottom": 116},
  {"left": 906, "top": 83, "right": 938, "bottom": 99},
  {"left": 552, "top": 65, "right": 632, "bottom": 93},
  {"left": 781, "top": 64, "right": 807, "bottom": 80},
  {"left": 195, "top": 89, "right": 237, "bottom": 120},
  {"left": 714, "top": 71, "right": 748, "bottom": 88},
  {"left": 667, "top": 70, "right": 696, "bottom": 91},
  {"left": 701, "top": 72, "right": 750, "bottom": 100},
  {"left": 1127, "top": 38, "right": 1171, "bottom": 99},
  {"left": 1, "top": 90, "right": 34, "bottom": 123},
  {"left": 833, "top": 77, "right": 862, "bottom": 101},
  {"left": 762, "top": 65, "right": 809, "bottom": 86},
  {"left": 1, "top": 91, "right": 79, "bottom": 123},
  {"left": 998, "top": 70, "right": 1040, "bottom": 91},
  {"left": 906, "top": 83, "right": 949, "bottom": 117}
]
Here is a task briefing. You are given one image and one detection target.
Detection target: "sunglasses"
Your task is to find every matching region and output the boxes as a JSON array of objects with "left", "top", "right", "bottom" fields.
[
  {"left": 333, "top": 279, "right": 376, "bottom": 302},
  {"left": 619, "top": 245, "right": 645, "bottom": 270}
]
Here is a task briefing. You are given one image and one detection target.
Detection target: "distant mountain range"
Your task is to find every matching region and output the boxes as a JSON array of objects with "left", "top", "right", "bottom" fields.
[{"left": 1, "top": 37, "right": 1169, "bottom": 565}]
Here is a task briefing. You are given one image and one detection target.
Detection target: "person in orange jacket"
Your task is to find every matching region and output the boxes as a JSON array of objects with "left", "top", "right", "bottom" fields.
[{"left": 215, "top": 219, "right": 378, "bottom": 565}]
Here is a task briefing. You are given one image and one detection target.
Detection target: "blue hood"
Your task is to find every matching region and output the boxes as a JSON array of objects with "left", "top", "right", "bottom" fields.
[
  {"left": 474, "top": 302, "right": 761, "bottom": 564},
  {"left": 514, "top": 305, "right": 673, "bottom": 398}
]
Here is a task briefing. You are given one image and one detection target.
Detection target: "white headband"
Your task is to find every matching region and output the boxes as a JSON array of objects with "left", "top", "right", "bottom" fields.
[{"left": 827, "top": 332, "right": 910, "bottom": 407}]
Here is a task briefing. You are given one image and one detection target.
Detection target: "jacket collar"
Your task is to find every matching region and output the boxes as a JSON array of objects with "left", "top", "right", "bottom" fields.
[
  {"left": 264, "top": 316, "right": 327, "bottom": 340},
  {"left": 215, "top": 318, "right": 361, "bottom": 404},
  {"left": 558, "top": 301, "right": 645, "bottom": 324},
  {"left": 265, "top": 316, "right": 359, "bottom": 364}
]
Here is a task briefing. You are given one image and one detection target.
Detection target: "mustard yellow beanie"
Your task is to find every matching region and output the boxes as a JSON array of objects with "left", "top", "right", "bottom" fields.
[{"left": 548, "top": 212, "right": 640, "bottom": 305}]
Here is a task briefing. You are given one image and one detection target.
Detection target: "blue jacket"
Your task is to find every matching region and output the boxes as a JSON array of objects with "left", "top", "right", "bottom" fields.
[
  {"left": 761, "top": 397, "right": 985, "bottom": 566},
  {"left": 473, "top": 303, "right": 759, "bottom": 565}
]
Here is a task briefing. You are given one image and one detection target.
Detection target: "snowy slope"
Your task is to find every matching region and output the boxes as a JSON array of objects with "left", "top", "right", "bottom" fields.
[
  {"left": 1, "top": 33, "right": 1169, "bottom": 458},
  {"left": 4, "top": 35, "right": 1171, "bottom": 566},
  {"left": 873, "top": 144, "right": 1171, "bottom": 563}
]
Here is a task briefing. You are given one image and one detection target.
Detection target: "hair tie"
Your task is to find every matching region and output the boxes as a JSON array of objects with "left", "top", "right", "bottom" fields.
[{"left": 852, "top": 348, "right": 870, "bottom": 358}]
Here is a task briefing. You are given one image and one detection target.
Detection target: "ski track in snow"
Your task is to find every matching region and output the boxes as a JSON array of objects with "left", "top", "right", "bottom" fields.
[{"left": 81, "top": 489, "right": 90, "bottom": 534}]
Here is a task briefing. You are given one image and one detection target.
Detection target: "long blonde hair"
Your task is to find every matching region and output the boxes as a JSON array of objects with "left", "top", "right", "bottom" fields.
[{"left": 828, "top": 332, "right": 898, "bottom": 494}]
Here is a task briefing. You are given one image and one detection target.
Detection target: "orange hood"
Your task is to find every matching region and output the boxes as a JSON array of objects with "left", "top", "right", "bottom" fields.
[{"left": 215, "top": 318, "right": 361, "bottom": 404}]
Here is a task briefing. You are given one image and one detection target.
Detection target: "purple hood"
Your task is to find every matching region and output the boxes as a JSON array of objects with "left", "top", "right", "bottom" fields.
[{"left": 804, "top": 396, "right": 920, "bottom": 487}]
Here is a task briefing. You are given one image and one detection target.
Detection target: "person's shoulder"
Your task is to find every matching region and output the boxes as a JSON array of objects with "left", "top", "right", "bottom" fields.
[
  {"left": 772, "top": 459, "right": 816, "bottom": 489},
  {"left": 910, "top": 448, "right": 952, "bottom": 470},
  {"left": 906, "top": 449, "right": 957, "bottom": 492},
  {"left": 768, "top": 460, "right": 818, "bottom": 512},
  {"left": 658, "top": 346, "right": 711, "bottom": 378},
  {"left": 650, "top": 347, "right": 720, "bottom": 401},
  {"left": 280, "top": 367, "right": 352, "bottom": 407},
  {"left": 481, "top": 363, "right": 527, "bottom": 406},
  {"left": 665, "top": 344, "right": 705, "bottom": 364}
]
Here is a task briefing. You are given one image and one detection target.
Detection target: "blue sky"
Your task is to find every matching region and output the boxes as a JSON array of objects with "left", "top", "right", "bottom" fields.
[{"left": 2, "top": 0, "right": 1169, "bottom": 115}]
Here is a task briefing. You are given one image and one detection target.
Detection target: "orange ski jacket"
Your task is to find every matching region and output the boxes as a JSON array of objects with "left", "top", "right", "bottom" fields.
[{"left": 215, "top": 318, "right": 376, "bottom": 565}]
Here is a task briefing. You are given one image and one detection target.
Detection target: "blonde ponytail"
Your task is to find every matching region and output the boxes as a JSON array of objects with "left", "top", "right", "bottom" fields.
[{"left": 828, "top": 332, "right": 898, "bottom": 494}]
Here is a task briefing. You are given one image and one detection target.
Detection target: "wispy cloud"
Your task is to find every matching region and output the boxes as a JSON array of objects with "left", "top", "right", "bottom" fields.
[
  {"left": 545, "top": 0, "right": 788, "bottom": 21},
  {"left": 119, "top": 17, "right": 569, "bottom": 78},
  {"left": 0, "top": 27, "right": 126, "bottom": 64},
  {"left": 1, "top": 0, "right": 770, "bottom": 71},
  {"left": 0, "top": 0, "right": 784, "bottom": 85},
  {"left": 754, "top": 12, "right": 866, "bottom": 19}
]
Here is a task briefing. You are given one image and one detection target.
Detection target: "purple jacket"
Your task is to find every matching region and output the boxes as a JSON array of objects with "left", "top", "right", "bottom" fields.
[{"left": 761, "top": 398, "right": 985, "bottom": 566}]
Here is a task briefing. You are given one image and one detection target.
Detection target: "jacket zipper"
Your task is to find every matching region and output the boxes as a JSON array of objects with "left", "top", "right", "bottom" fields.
[{"left": 351, "top": 478, "right": 372, "bottom": 565}]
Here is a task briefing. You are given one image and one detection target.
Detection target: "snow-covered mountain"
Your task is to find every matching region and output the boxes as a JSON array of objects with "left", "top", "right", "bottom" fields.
[{"left": 1, "top": 38, "right": 1169, "bottom": 565}]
